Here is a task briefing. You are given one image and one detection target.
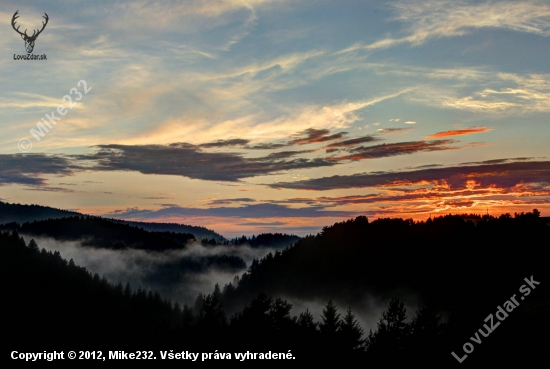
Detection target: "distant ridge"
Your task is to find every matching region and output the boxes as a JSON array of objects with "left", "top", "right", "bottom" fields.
[
  {"left": 109, "top": 219, "right": 225, "bottom": 241},
  {"left": 0, "top": 200, "right": 224, "bottom": 241},
  {"left": 0, "top": 201, "right": 79, "bottom": 224}
]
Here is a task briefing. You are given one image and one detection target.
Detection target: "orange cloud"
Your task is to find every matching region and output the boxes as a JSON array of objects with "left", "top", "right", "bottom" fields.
[{"left": 426, "top": 126, "right": 492, "bottom": 139}]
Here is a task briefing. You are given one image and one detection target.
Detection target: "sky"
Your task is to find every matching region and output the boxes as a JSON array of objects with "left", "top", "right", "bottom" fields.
[{"left": 1, "top": 0, "right": 549, "bottom": 237}]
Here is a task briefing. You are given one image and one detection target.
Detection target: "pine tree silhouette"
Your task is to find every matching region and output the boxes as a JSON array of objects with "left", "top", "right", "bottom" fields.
[
  {"left": 366, "top": 297, "right": 409, "bottom": 358},
  {"left": 320, "top": 300, "right": 341, "bottom": 335},
  {"left": 340, "top": 306, "right": 365, "bottom": 351}
]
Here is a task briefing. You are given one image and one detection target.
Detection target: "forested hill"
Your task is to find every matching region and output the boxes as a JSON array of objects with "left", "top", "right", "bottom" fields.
[
  {"left": 221, "top": 211, "right": 550, "bottom": 314},
  {"left": 200, "top": 233, "right": 300, "bottom": 249},
  {"left": 1, "top": 214, "right": 547, "bottom": 364},
  {"left": 0, "top": 200, "right": 79, "bottom": 224},
  {"left": 110, "top": 219, "right": 225, "bottom": 241},
  {"left": 3, "top": 216, "right": 195, "bottom": 251},
  {"left": 0, "top": 230, "right": 183, "bottom": 349},
  {"left": 0, "top": 200, "right": 224, "bottom": 241}
]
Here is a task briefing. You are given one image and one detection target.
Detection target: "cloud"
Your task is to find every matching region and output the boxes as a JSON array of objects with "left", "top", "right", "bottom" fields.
[
  {"left": 289, "top": 128, "right": 347, "bottom": 145},
  {"left": 443, "top": 74, "right": 550, "bottom": 113},
  {"left": 264, "top": 150, "right": 314, "bottom": 159},
  {"left": 247, "top": 143, "right": 289, "bottom": 150},
  {"left": 339, "top": 0, "right": 550, "bottom": 53},
  {"left": 270, "top": 159, "right": 550, "bottom": 191},
  {"left": 239, "top": 221, "right": 287, "bottom": 226},
  {"left": 0, "top": 132, "right": 476, "bottom": 188},
  {"left": 0, "top": 154, "right": 76, "bottom": 186},
  {"left": 23, "top": 186, "right": 76, "bottom": 193},
  {"left": 328, "top": 140, "right": 457, "bottom": 162},
  {"left": 323, "top": 135, "right": 378, "bottom": 148},
  {"left": 78, "top": 143, "right": 334, "bottom": 182},
  {"left": 0, "top": 93, "right": 62, "bottom": 110},
  {"left": 207, "top": 198, "right": 257, "bottom": 205},
  {"left": 236, "top": 89, "right": 414, "bottom": 142},
  {"left": 426, "top": 126, "right": 491, "bottom": 138},
  {"left": 198, "top": 139, "right": 250, "bottom": 148},
  {"left": 105, "top": 203, "right": 360, "bottom": 219},
  {"left": 377, "top": 128, "right": 412, "bottom": 134},
  {"left": 273, "top": 188, "right": 508, "bottom": 207}
]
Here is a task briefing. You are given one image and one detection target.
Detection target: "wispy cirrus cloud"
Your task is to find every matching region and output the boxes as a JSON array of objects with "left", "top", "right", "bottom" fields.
[
  {"left": 377, "top": 128, "right": 412, "bottom": 135},
  {"left": 339, "top": 0, "right": 550, "bottom": 53},
  {"left": 0, "top": 93, "right": 63, "bottom": 109},
  {"left": 443, "top": 73, "right": 550, "bottom": 113}
]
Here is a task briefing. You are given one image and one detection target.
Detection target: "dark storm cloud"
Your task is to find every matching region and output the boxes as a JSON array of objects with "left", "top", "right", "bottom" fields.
[{"left": 270, "top": 160, "right": 550, "bottom": 191}]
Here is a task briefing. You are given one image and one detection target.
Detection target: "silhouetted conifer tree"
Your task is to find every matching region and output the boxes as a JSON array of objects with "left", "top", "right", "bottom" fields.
[
  {"left": 319, "top": 300, "right": 341, "bottom": 335},
  {"left": 297, "top": 308, "right": 317, "bottom": 332},
  {"left": 340, "top": 306, "right": 365, "bottom": 351},
  {"left": 27, "top": 238, "right": 39, "bottom": 252},
  {"left": 366, "top": 297, "right": 409, "bottom": 358}
]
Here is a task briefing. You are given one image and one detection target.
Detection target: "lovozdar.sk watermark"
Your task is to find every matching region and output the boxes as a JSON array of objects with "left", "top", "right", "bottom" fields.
[{"left": 451, "top": 275, "right": 541, "bottom": 363}]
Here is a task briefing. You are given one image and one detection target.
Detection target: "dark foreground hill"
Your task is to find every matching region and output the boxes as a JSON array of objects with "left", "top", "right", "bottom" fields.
[
  {"left": 1, "top": 212, "right": 548, "bottom": 365},
  {"left": 0, "top": 231, "right": 182, "bottom": 348},
  {"left": 221, "top": 211, "right": 549, "bottom": 314}
]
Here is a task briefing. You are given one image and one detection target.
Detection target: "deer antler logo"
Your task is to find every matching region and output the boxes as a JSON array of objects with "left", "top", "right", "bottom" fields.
[{"left": 12, "top": 10, "right": 49, "bottom": 54}]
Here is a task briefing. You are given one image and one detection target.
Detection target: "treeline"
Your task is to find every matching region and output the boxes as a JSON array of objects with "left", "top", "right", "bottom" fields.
[
  {"left": 200, "top": 233, "right": 300, "bottom": 249},
  {"left": 1, "top": 216, "right": 299, "bottom": 252},
  {"left": 0, "top": 231, "right": 181, "bottom": 349},
  {"left": 109, "top": 218, "right": 225, "bottom": 241},
  {"left": 218, "top": 210, "right": 549, "bottom": 314},
  {"left": 181, "top": 287, "right": 449, "bottom": 361},
  {"left": 1, "top": 216, "right": 196, "bottom": 251},
  {"left": 0, "top": 200, "right": 79, "bottom": 224}
]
